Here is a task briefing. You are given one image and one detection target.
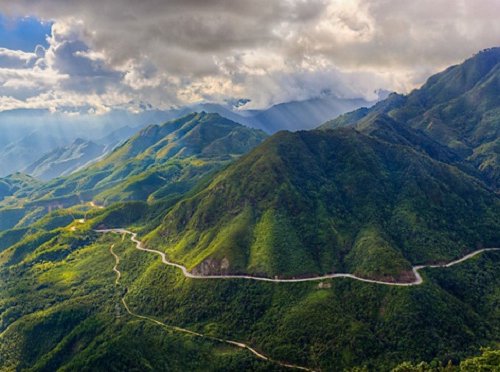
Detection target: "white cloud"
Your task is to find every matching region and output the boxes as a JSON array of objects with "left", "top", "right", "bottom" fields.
[
  {"left": 0, "top": 48, "right": 38, "bottom": 69},
  {"left": 0, "top": 0, "right": 499, "bottom": 112}
]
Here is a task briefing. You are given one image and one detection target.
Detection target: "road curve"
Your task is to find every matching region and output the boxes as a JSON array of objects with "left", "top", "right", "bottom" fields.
[
  {"left": 97, "top": 228, "right": 500, "bottom": 286},
  {"left": 109, "top": 244, "right": 121, "bottom": 285},
  {"left": 108, "top": 236, "right": 314, "bottom": 371}
]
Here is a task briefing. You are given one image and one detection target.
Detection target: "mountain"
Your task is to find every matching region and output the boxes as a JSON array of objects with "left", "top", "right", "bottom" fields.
[
  {"left": 321, "top": 48, "right": 500, "bottom": 190},
  {"left": 94, "top": 125, "right": 139, "bottom": 149},
  {"left": 0, "top": 173, "right": 41, "bottom": 231},
  {"left": 23, "top": 125, "right": 141, "bottom": 181},
  {"left": 144, "top": 128, "right": 499, "bottom": 281},
  {"left": 154, "top": 95, "right": 378, "bottom": 134},
  {"left": 0, "top": 105, "right": 193, "bottom": 178},
  {"left": 0, "top": 130, "right": 77, "bottom": 177},
  {"left": 241, "top": 94, "right": 379, "bottom": 133},
  {"left": 0, "top": 51, "right": 499, "bottom": 372},
  {"left": 0, "top": 173, "right": 40, "bottom": 201},
  {"left": 0, "top": 119, "right": 149, "bottom": 178},
  {"left": 0, "top": 177, "right": 498, "bottom": 371},
  {"left": 35, "top": 112, "right": 266, "bottom": 203},
  {"left": 24, "top": 139, "right": 106, "bottom": 181},
  {"left": 0, "top": 95, "right": 375, "bottom": 177}
]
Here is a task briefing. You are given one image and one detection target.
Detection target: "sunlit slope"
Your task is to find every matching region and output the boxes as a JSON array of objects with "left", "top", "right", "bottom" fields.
[
  {"left": 0, "top": 113, "right": 267, "bottom": 233},
  {"left": 0, "top": 226, "right": 274, "bottom": 371}
]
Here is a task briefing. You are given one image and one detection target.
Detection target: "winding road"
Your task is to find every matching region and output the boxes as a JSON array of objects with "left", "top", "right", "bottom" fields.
[
  {"left": 97, "top": 228, "right": 500, "bottom": 286},
  {"left": 107, "top": 233, "right": 314, "bottom": 371},
  {"left": 109, "top": 244, "right": 121, "bottom": 285},
  {"left": 100, "top": 228, "right": 499, "bottom": 371}
]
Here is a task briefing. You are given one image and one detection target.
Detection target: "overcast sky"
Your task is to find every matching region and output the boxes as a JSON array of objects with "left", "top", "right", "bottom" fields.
[{"left": 0, "top": 0, "right": 499, "bottom": 114}]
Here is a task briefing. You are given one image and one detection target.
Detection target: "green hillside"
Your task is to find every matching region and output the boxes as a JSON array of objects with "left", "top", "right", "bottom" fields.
[
  {"left": 145, "top": 129, "right": 499, "bottom": 280},
  {"left": 0, "top": 218, "right": 498, "bottom": 371},
  {"left": 321, "top": 48, "right": 500, "bottom": 190}
]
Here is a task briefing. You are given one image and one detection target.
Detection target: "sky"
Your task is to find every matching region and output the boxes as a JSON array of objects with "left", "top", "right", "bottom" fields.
[{"left": 0, "top": 0, "right": 499, "bottom": 114}]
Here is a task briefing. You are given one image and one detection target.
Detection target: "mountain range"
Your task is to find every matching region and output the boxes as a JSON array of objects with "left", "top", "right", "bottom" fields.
[
  {"left": 145, "top": 127, "right": 498, "bottom": 281},
  {"left": 0, "top": 112, "right": 267, "bottom": 232},
  {"left": 0, "top": 94, "right": 377, "bottom": 179},
  {"left": 24, "top": 138, "right": 107, "bottom": 181}
]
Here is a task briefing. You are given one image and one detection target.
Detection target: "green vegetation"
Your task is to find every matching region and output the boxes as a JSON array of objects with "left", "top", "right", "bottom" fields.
[
  {"left": 31, "top": 111, "right": 267, "bottom": 205},
  {"left": 1, "top": 220, "right": 498, "bottom": 371},
  {"left": 0, "top": 227, "right": 277, "bottom": 371},
  {"left": 392, "top": 348, "right": 500, "bottom": 371},
  {"left": 345, "top": 227, "right": 412, "bottom": 281},
  {"left": 146, "top": 129, "right": 499, "bottom": 279},
  {"left": 1, "top": 50, "right": 500, "bottom": 370}
]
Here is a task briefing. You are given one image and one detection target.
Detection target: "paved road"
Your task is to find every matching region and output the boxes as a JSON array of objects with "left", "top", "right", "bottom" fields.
[
  {"left": 107, "top": 235, "right": 314, "bottom": 371},
  {"left": 97, "top": 228, "right": 500, "bottom": 286}
]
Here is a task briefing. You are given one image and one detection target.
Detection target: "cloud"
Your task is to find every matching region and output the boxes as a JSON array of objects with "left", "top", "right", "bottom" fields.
[
  {"left": 0, "top": 0, "right": 499, "bottom": 112},
  {"left": 0, "top": 47, "right": 38, "bottom": 68}
]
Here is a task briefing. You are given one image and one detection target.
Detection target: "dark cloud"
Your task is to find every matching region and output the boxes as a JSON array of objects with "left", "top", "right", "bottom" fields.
[{"left": 0, "top": 0, "right": 499, "bottom": 111}]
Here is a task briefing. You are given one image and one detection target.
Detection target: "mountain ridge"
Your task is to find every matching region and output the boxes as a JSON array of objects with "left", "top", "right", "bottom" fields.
[{"left": 321, "top": 47, "right": 500, "bottom": 190}]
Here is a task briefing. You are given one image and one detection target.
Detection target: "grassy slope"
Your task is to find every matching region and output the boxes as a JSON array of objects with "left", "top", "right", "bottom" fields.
[
  {"left": 29, "top": 112, "right": 267, "bottom": 205},
  {"left": 146, "top": 129, "right": 499, "bottom": 280}
]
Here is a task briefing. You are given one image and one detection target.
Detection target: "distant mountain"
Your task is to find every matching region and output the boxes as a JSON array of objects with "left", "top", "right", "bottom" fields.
[
  {"left": 22, "top": 126, "right": 141, "bottom": 181},
  {"left": 0, "top": 130, "right": 77, "bottom": 177},
  {"left": 94, "top": 125, "right": 139, "bottom": 149},
  {"left": 0, "top": 105, "right": 191, "bottom": 177},
  {"left": 0, "top": 94, "right": 375, "bottom": 175},
  {"left": 241, "top": 94, "right": 379, "bottom": 133},
  {"left": 0, "top": 173, "right": 40, "bottom": 201},
  {"left": 0, "top": 126, "right": 133, "bottom": 179},
  {"left": 321, "top": 48, "right": 500, "bottom": 190},
  {"left": 148, "top": 97, "right": 377, "bottom": 134},
  {"left": 146, "top": 128, "right": 499, "bottom": 280},
  {"left": 24, "top": 139, "right": 106, "bottom": 181},
  {"left": 0, "top": 173, "right": 41, "bottom": 230}
]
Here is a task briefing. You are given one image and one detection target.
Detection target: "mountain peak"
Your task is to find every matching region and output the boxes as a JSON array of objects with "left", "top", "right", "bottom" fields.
[
  {"left": 31, "top": 113, "right": 268, "bottom": 204},
  {"left": 193, "top": 111, "right": 233, "bottom": 124},
  {"left": 474, "top": 46, "right": 500, "bottom": 60}
]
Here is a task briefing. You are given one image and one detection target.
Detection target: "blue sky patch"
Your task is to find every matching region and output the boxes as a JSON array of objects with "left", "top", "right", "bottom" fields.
[{"left": 0, "top": 13, "right": 52, "bottom": 52}]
